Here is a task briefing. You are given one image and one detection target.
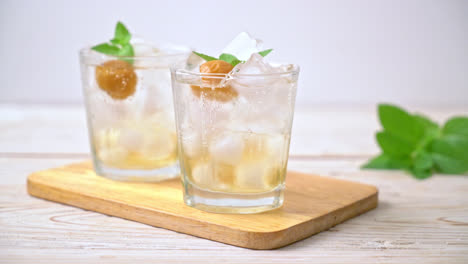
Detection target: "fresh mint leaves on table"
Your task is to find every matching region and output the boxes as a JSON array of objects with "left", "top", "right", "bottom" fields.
[
  {"left": 91, "top": 22, "right": 134, "bottom": 63},
  {"left": 193, "top": 49, "right": 273, "bottom": 67},
  {"left": 362, "top": 104, "right": 468, "bottom": 179}
]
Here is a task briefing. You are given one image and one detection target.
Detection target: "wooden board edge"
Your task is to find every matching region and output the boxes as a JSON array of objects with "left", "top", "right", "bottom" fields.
[
  {"left": 268, "top": 189, "right": 378, "bottom": 249},
  {"left": 26, "top": 173, "right": 286, "bottom": 249},
  {"left": 254, "top": 190, "right": 379, "bottom": 250},
  {"left": 26, "top": 169, "right": 379, "bottom": 250}
]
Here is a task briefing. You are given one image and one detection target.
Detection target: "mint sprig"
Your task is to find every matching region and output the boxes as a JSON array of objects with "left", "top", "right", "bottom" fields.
[
  {"left": 193, "top": 49, "right": 273, "bottom": 67},
  {"left": 258, "top": 49, "right": 272, "bottom": 57},
  {"left": 362, "top": 104, "right": 468, "bottom": 179},
  {"left": 92, "top": 21, "right": 134, "bottom": 63}
]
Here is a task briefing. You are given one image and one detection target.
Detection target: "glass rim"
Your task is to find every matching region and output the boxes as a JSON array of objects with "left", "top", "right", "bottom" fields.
[
  {"left": 172, "top": 64, "right": 300, "bottom": 79},
  {"left": 79, "top": 46, "right": 191, "bottom": 61}
]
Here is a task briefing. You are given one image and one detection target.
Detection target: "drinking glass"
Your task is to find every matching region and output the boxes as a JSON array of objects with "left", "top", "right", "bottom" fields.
[
  {"left": 171, "top": 63, "right": 299, "bottom": 213},
  {"left": 79, "top": 46, "right": 189, "bottom": 181}
]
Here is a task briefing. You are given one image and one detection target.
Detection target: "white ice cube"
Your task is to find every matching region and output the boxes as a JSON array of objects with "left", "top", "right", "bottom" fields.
[
  {"left": 222, "top": 32, "right": 263, "bottom": 61},
  {"left": 226, "top": 95, "right": 289, "bottom": 134},
  {"left": 181, "top": 130, "right": 201, "bottom": 158},
  {"left": 235, "top": 161, "right": 275, "bottom": 189},
  {"left": 131, "top": 36, "right": 160, "bottom": 57},
  {"left": 142, "top": 126, "right": 176, "bottom": 159},
  {"left": 209, "top": 133, "right": 244, "bottom": 165},
  {"left": 234, "top": 53, "right": 275, "bottom": 75},
  {"left": 97, "top": 146, "right": 128, "bottom": 165},
  {"left": 133, "top": 43, "right": 158, "bottom": 57},
  {"left": 191, "top": 162, "right": 213, "bottom": 187},
  {"left": 95, "top": 129, "right": 128, "bottom": 164},
  {"left": 186, "top": 95, "right": 234, "bottom": 131},
  {"left": 118, "top": 127, "right": 144, "bottom": 151},
  {"left": 266, "top": 134, "right": 288, "bottom": 166},
  {"left": 226, "top": 53, "right": 294, "bottom": 133},
  {"left": 87, "top": 92, "right": 128, "bottom": 130},
  {"left": 142, "top": 70, "right": 172, "bottom": 115},
  {"left": 229, "top": 53, "right": 279, "bottom": 93}
]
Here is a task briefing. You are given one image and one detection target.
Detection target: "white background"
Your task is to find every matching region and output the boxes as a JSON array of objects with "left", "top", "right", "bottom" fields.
[{"left": 1, "top": 0, "right": 467, "bottom": 107}]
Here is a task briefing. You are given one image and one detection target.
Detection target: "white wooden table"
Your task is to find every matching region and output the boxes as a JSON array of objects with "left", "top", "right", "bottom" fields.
[{"left": 1, "top": 104, "right": 467, "bottom": 263}]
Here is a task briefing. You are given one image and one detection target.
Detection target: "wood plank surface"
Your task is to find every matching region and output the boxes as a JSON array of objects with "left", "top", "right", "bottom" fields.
[
  {"left": 27, "top": 162, "right": 377, "bottom": 249},
  {"left": 1, "top": 104, "right": 467, "bottom": 263}
]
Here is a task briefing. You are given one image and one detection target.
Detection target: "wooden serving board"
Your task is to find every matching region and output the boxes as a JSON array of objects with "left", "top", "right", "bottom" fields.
[{"left": 27, "top": 161, "right": 378, "bottom": 249}]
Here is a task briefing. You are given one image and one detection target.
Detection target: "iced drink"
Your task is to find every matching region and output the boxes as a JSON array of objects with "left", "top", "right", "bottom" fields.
[
  {"left": 171, "top": 33, "right": 299, "bottom": 213},
  {"left": 79, "top": 22, "right": 189, "bottom": 181}
]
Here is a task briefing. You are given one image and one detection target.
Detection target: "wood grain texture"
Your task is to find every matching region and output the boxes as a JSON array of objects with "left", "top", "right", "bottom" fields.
[
  {"left": 1, "top": 104, "right": 468, "bottom": 263},
  {"left": 27, "top": 161, "right": 377, "bottom": 249}
]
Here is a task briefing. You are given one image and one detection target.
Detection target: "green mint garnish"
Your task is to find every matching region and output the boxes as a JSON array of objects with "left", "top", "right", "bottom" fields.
[
  {"left": 258, "top": 49, "right": 273, "bottom": 57},
  {"left": 362, "top": 104, "right": 468, "bottom": 179},
  {"left": 92, "top": 21, "right": 134, "bottom": 63},
  {"left": 219, "top": 53, "right": 242, "bottom": 66},
  {"left": 92, "top": 43, "right": 121, "bottom": 56},
  {"left": 192, "top": 49, "right": 273, "bottom": 67},
  {"left": 111, "top": 22, "right": 131, "bottom": 45}
]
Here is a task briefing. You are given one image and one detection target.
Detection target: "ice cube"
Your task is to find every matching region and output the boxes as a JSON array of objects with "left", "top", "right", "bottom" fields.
[
  {"left": 225, "top": 53, "right": 294, "bottom": 134},
  {"left": 87, "top": 91, "right": 128, "bottom": 130},
  {"left": 190, "top": 162, "right": 234, "bottom": 191},
  {"left": 266, "top": 134, "right": 288, "bottom": 166},
  {"left": 131, "top": 36, "right": 160, "bottom": 57},
  {"left": 94, "top": 129, "right": 128, "bottom": 164},
  {"left": 142, "top": 70, "right": 172, "bottom": 115},
  {"left": 118, "top": 127, "right": 144, "bottom": 151},
  {"left": 267, "top": 135, "right": 286, "bottom": 155},
  {"left": 228, "top": 53, "right": 279, "bottom": 93},
  {"left": 222, "top": 32, "right": 263, "bottom": 61},
  {"left": 97, "top": 146, "right": 128, "bottom": 165},
  {"left": 191, "top": 162, "right": 214, "bottom": 187},
  {"left": 133, "top": 43, "right": 157, "bottom": 56},
  {"left": 186, "top": 94, "right": 234, "bottom": 132},
  {"left": 141, "top": 126, "right": 177, "bottom": 159},
  {"left": 234, "top": 53, "right": 275, "bottom": 75},
  {"left": 186, "top": 53, "right": 204, "bottom": 71},
  {"left": 181, "top": 130, "right": 201, "bottom": 158},
  {"left": 226, "top": 96, "right": 289, "bottom": 134},
  {"left": 235, "top": 161, "right": 276, "bottom": 189},
  {"left": 209, "top": 132, "right": 244, "bottom": 165}
]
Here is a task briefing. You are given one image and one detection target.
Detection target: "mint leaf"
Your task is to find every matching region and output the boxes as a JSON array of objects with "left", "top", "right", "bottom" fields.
[
  {"left": 194, "top": 49, "right": 273, "bottom": 65},
  {"left": 91, "top": 22, "right": 135, "bottom": 63},
  {"left": 411, "top": 168, "right": 432, "bottom": 179},
  {"left": 414, "top": 114, "right": 439, "bottom": 132},
  {"left": 112, "top": 21, "right": 131, "bottom": 45},
  {"left": 363, "top": 103, "right": 468, "bottom": 179},
  {"left": 91, "top": 43, "right": 121, "bottom": 55},
  {"left": 117, "top": 44, "right": 134, "bottom": 64},
  {"left": 378, "top": 104, "right": 425, "bottom": 146},
  {"left": 361, "top": 153, "right": 411, "bottom": 169},
  {"left": 259, "top": 49, "right": 273, "bottom": 57},
  {"left": 431, "top": 153, "right": 468, "bottom": 174},
  {"left": 118, "top": 43, "right": 134, "bottom": 57},
  {"left": 219, "top": 53, "right": 242, "bottom": 66},
  {"left": 193, "top": 51, "right": 218, "bottom": 61},
  {"left": 410, "top": 146, "right": 434, "bottom": 179},
  {"left": 431, "top": 135, "right": 468, "bottom": 174},
  {"left": 443, "top": 117, "right": 468, "bottom": 137},
  {"left": 413, "top": 151, "right": 433, "bottom": 170},
  {"left": 376, "top": 131, "right": 414, "bottom": 157}
]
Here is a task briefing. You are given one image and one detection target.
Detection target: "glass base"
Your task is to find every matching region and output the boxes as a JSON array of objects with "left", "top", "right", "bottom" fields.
[
  {"left": 184, "top": 181, "right": 284, "bottom": 214},
  {"left": 93, "top": 160, "right": 180, "bottom": 182}
]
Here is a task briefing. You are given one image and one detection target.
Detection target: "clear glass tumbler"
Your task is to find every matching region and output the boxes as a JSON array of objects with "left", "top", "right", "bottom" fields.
[
  {"left": 80, "top": 46, "right": 189, "bottom": 182},
  {"left": 171, "top": 63, "right": 299, "bottom": 213}
]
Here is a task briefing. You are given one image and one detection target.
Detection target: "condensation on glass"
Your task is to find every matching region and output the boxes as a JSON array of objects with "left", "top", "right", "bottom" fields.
[
  {"left": 79, "top": 47, "right": 189, "bottom": 182},
  {"left": 171, "top": 64, "right": 299, "bottom": 213}
]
